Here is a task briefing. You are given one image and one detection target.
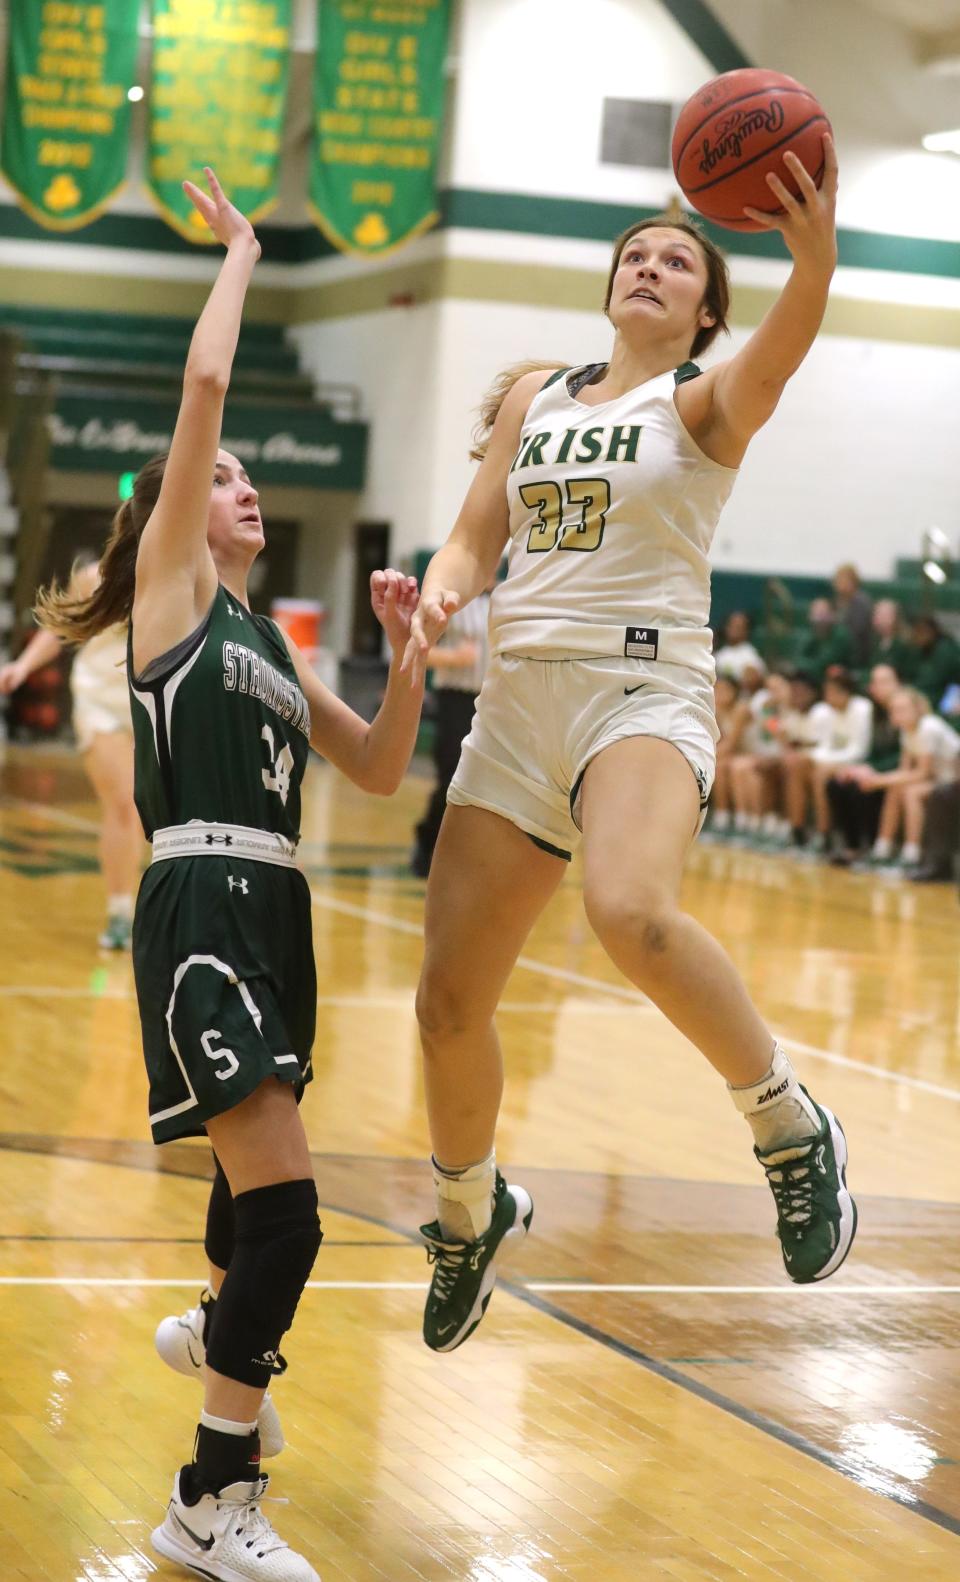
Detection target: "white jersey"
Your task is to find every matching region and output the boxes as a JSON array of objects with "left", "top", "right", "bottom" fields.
[
  {"left": 489, "top": 363, "right": 738, "bottom": 678},
  {"left": 71, "top": 623, "right": 128, "bottom": 715},
  {"left": 70, "top": 622, "right": 130, "bottom": 750},
  {"left": 904, "top": 714, "right": 960, "bottom": 783}
]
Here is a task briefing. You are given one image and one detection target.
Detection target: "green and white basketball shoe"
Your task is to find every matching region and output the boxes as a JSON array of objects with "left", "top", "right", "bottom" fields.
[
  {"left": 756, "top": 1089, "right": 857, "bottom": 1283},
  {"left": 421, "top": 1172, "right": 534, "bottom": 1352}
]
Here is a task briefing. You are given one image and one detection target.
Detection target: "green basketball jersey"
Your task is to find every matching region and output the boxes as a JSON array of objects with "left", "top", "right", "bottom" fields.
[{"left": 128, "top": 584, "right": 311, "bottom": 842}]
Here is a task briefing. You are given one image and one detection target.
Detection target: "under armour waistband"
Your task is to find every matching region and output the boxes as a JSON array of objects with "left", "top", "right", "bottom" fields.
[{"left": 151, "top": 821, "right": 299, "bottom": 867}]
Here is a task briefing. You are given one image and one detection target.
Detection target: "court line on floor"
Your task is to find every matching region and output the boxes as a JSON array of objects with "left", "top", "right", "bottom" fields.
[
  {"left": 2, "top": 795, "right": 100, "bottom": 833},
  {"left": 511, "top": 1284, "right": 960, "bottom": 1541},
  {"left": 3, "top": 794, "right": 958, "bottom": 1096},
  {"left": 310, "top": 889, "right": 960, "bottom": 1103},
  {"left": 2, "top": 1277, "right": 959, "bottom": 1295},
  {"left": 310, "top": 892, "right": 654, "bottom": 1004},
  {"left": 0, "top": 984, "right": 649, "bottom": 1014},
  {"left": 5, "top": 1132, "right": 960, "bottom": 1540}
]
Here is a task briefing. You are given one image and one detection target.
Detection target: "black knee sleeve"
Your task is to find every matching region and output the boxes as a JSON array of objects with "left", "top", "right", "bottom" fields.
[
  {"left": 204, "top": 1156, "right": 235, "bottom": 1271},
  {"left": 204, "top": 1178, "right": 322, "bottom": 1389}
]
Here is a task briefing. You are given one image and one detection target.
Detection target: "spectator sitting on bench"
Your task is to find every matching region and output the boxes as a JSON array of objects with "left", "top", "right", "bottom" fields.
[
  {"left": 869, "top": 686, "right": 960, "bottom": 871},
  {"left": 709, "top": 673, "right": 752, "bottom": 835},
  {"left": 784, "top": 668, "right": 872, "bottom": 852},
  {"left": 714, "top": 611, "right": 765, "bottom": 684}
]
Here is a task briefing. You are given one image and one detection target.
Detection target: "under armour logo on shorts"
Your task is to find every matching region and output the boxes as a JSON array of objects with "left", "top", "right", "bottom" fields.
[{"left": 227, "top": 875, "right": 248, "bottom": 894}]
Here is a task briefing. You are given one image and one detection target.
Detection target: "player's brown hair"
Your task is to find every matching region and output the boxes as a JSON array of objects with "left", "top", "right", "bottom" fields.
[
  {"left": 603, "top": 216, "right": 730, "bottom": 359},
  {"left": 35, "top": 453, "right": 168, "bottom": 642},
  {"left": 469, "top": 360, "right": 568, "bottom": 462}
]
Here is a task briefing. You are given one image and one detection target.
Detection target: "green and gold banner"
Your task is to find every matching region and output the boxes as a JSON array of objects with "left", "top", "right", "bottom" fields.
[
  {"left": 310, "top": 0, "right": 450, "bottom": 257},
  {"left": 0, "top": 0, "right": 140, "bottom": 230},
  {"left": 148, "top": 0, "right": 292, "bottom": 242}
]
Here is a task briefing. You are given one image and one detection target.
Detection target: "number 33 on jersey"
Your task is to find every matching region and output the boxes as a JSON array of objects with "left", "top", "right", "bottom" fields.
[{"left": 492, "top": 364, "right": 738, "bottom": 659}]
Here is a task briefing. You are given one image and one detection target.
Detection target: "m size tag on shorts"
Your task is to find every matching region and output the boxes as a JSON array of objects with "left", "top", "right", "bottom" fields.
[{"left": 624, "top": 626, "right": 659, "bottom": 660}]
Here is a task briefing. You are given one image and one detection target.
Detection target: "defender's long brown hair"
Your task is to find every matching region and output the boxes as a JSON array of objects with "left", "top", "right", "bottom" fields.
[
  {"left": 469, "top": 360, "right": 567, "bottom": 463},
  {"left": 34, "top": 453, "right": 168, "bottom": 643},
  {"left": 603, "top": 215, "right": 730, "bottom": 360}
]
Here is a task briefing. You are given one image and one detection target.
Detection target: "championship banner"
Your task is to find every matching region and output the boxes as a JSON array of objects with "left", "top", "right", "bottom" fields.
[
  {"left": 310, "top": 0, "right": 450, "bottom": 257},
  {"left": 148, "top": 0, "right": 292, "bottom": 242},
  {"left": 0, "top": 0, "right": 140, "bottom": 230}
]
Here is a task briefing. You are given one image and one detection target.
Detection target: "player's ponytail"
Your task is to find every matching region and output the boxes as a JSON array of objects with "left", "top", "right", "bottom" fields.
[
  {"left": 470, "top": 360, "right": 567, "bottom": 463},
  {"left": 34, "top": 453, "right": 168, "bottom": 642}
]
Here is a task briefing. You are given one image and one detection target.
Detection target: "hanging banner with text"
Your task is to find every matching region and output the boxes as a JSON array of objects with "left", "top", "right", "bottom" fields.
[
  {"left": 0, "top": 0, "right": 140, "bottom": 230},
  {"left": 309, "top": 0, "right": 450, "bottom": 257},
  {"left": 148, "top": 0, "right": 292, "bottom": 242}
]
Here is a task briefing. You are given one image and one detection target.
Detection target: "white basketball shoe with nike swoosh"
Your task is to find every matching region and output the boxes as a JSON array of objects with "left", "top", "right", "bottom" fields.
[
  {"left": 155, "top": 1290, "right": 285, "bottom": 1458},
  {"left": 152, "top": 1469, "right": 319, "bottom": 1581}
]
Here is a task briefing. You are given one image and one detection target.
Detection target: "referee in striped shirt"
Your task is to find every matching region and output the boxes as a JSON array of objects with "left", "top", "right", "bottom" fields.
[{"left": 411, "top": 586, "right": 491, "bottom": 878}]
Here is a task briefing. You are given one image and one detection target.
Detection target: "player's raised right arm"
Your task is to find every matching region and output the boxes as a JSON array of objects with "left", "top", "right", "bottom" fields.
[{"left": 133, "top": 170, "right": 260, "bottom": 649}]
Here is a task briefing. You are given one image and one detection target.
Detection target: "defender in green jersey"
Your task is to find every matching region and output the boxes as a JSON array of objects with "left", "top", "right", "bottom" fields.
[
  {"left": 129, "top": 584, "right": 317, "bottom": 1144},
  {"left": 35, "top": 168, "right": 424, "bottom": 1582}
]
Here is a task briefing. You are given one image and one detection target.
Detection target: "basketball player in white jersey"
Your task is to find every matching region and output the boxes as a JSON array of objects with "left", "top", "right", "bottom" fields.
[
  {"left": 404, "top": 136, "right": 858, "bottom": 1352},
  {"left": 0, "top": 559, "right": 142, "bottom": 948}
]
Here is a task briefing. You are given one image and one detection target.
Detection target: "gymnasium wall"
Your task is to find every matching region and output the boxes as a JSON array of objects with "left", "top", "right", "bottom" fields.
[{"left": 0, "top": 0, "right": 958, "bottom": 615}]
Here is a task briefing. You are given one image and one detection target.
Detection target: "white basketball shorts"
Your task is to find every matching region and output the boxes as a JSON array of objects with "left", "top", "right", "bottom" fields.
[{"left": 447, "top": 652, "right": 718, "bottom": 858}]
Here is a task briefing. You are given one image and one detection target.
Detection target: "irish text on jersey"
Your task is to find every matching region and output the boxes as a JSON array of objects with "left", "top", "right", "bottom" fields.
[{"left": 511, "top": 424, "right": 643, "bottom": 472}]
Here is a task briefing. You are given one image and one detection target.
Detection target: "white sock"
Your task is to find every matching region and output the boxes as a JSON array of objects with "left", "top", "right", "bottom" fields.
[
  {"left": 728, "top": 1041, "right": 819, "bottom": 1156},
  {"left": 872, "top": 838, "right": 893, "bottom": 860},
  {"left": 902, "top": 842, "right": 920, "bottom": 864},
  {"left": 199, "top": 1410, "right": 258, "bottom": 1436},
  {"left": 107, "top": 893, "right": 134, "bottom": 920},
  {"left": 734, "top": 811, "right": 749, "bottom": 831},
  {"left": 433, "top": 1151, "right": 496, "bottom": 1241},
  {"left": 712, "top": 809, "right": 731, "bottom": 831},
  {"left": 762, "top": 813, "right": 780, "bottom": 835}
]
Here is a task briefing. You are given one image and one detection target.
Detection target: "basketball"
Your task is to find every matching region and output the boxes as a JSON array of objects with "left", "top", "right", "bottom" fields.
[{"left": 672, "top": 68, "right": 832, "bottom": 233}]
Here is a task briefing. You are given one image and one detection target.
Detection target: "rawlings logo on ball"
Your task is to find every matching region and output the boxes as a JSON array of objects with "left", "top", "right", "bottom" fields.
[{"left": 698, "top": 101, "right": 786, "bottom": 175}]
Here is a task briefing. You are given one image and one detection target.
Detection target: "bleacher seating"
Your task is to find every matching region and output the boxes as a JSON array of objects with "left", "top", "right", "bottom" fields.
[{"left": 0, "top": 306, "right": 316, "bottom": 405}]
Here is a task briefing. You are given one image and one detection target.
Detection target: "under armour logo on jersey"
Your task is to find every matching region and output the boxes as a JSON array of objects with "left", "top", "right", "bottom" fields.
[
  {"left": 227, "top": 875, "right": 248, "bottom": 894},
  {"left": 226, "top": 602, "right": 244, "bottom": 618},
  {"left": 205, "top": 833, "right": 233, "bottom": 846}
]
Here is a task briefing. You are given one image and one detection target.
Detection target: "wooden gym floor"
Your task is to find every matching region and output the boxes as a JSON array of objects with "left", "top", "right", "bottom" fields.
[{"left": 2, "top": 743, "right": 959, "bottom": 1580}]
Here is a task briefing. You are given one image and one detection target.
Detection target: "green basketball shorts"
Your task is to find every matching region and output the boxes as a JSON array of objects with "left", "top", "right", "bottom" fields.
[{"left": 132, "top": 856, "right": 316, "bottom": 1144}]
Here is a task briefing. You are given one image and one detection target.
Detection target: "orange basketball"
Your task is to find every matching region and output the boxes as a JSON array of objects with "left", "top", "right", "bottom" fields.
[{"left": 672, "top": 68, "right": 832, "bottom": 233}]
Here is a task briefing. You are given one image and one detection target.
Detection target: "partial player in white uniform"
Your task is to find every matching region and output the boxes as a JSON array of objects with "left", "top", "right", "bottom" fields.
[
  {"left": 0, "top": 559, "right": 142, "bottom": 948},
  {"left": 405, "top": 134, "right": 858, "bottom": 1353},
  {"left": 870, "top": 686, "right": 960, "bottom": 867}
]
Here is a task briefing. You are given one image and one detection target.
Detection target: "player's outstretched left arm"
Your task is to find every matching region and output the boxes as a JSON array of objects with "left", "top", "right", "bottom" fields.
[
  {"left": 281, "top": 570, "right": 425, "bottom": 795},
  {"left": 691, "top": 135, "right": 838, "bottom": 462}
]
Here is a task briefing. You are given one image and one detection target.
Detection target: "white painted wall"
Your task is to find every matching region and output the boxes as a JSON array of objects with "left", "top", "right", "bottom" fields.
[
  {"left": 449, "top": 0, "right": 708, "bottom": 208},
  {"left": 293, "top": 295, "right": 960, "bottom": 578},
  {"left": 712, "top": 0, "right": 960, "bottom": 242},
  {"left": 447, "top": 0, "right": 960, "bottom": 240}
]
